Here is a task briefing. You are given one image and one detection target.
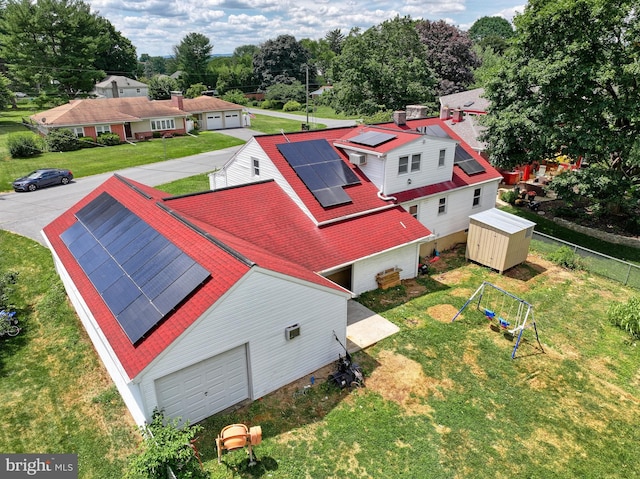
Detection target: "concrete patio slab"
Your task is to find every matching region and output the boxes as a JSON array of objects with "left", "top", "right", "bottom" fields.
[{"left": 346, "top": 300, "right": 399, "bottom": 353}]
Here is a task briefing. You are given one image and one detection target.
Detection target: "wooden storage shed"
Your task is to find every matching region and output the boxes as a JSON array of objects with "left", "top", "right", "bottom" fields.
[{"left": 466, "top": 208, "right": 536, "bottom": 273}]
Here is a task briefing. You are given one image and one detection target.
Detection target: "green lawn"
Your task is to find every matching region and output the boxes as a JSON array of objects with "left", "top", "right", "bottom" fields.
[
  {"left": 249, "top": 112, "right": 326, "bottom": 134},
  {"left": 2, "top": 228, "right": 639, "bottom": 478}
]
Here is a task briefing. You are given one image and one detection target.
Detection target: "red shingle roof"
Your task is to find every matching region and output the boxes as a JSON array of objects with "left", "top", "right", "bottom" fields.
[
  {"left": 43, "top": 175, "right": 351, "bottom": 379},
  {"left": 165, "top": 180, "right": 432, "bottom": 273}
]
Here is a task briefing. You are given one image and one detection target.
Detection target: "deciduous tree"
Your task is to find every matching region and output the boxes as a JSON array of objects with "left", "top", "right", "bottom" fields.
[
  {"left": 330, "top": 16, "right": 435, "bottom": 116},
  {"left": 253, "top": 35, "right": 314, "bottom": 90},
  {"left": 415, "top": 19, "right": 479, "bottom": 95}
]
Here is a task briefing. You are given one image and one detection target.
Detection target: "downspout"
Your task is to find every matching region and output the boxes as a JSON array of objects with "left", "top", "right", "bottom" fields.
[{"left": 377, "top": 190, "right": 397, "bottom": 202}]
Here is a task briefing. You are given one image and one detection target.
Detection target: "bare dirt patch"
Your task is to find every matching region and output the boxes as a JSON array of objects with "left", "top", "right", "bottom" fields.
[
  {"left": 427, "top": 304, "right": 459, "bottom": 323},
  {"left": 365, "top": 350, "right": 453, "bottom": 416}
]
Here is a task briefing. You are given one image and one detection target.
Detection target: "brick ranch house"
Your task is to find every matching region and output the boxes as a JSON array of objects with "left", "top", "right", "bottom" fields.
[{"left": 30, "top": 93, "right": 246, "bottom": 142}]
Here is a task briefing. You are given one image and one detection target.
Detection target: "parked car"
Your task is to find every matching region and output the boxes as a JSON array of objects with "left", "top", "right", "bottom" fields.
[{"left": 12, "top": 168, "right": 74, "bottom": 192}]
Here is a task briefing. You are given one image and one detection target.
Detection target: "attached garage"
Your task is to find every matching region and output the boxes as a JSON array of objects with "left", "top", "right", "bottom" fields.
[
  {"left": 224, "top": 112, "right": 242, "bottom": 128},
  {"left": 155, "top": 344, "right": 249, "bottom": 424},
  {"left": 466, "top": 208, "right": 536, "bottom": 273},
  {"left": 206, "top": 113, "right": 224, "bottom": 130}
]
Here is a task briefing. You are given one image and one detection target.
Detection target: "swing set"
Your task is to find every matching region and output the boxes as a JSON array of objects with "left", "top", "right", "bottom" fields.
[{"left": 451, "top": 281, "right": 544, "bottom": 359}]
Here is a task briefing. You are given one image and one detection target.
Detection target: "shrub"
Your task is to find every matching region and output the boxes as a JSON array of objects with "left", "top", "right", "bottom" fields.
[
  {"left": 283, "top": 100, "right": 302, "bottom": 112},
  {"left": 46, "top": 128, "right": 80, "bottom": 152},
  {"left": 261, "top": 99, "right": 278, "bottom": 110},
  {"left": 78, "top": 136, "right": 98, "bottom": 148},
  {"left": 125, "top": 410, "right": 207, "bottom": 479},
  {"left": 96, "top": 133, "right": 121, "bottom": 146},
  {"left": 7, "top": 133, "right": 44, "bottom": 158},
  {"left": 500, "top": 190, "right": 517, "bottom": 204},
  {"left": 548, "top": 246, "right": 584, "bottom": 270},
  {"left": 0, "top": 271, "right": 18, "bottom": 310},
  {"left": 608, "top": 296, "right": 640, "bottom": 339}
]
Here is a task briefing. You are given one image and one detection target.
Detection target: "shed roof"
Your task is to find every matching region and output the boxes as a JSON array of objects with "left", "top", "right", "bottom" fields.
[{"left": 469, "top": 208, "right": 536, "bottom": 234}]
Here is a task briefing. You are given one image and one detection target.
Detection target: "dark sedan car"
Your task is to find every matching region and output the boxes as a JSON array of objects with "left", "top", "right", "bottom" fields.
[{"left": 12, "top": 168, "right": 74, "bottom": 192}]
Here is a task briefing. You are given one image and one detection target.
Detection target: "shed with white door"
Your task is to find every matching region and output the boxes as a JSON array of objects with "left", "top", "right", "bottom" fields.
[{"left": 466, "top": 208, "right": 536, "bottom": 273}]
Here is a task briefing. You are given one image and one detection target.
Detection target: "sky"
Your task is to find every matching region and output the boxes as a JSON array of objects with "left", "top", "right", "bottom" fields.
[{"left": 87, "top": 0, "right": 526, "bottom": 57}]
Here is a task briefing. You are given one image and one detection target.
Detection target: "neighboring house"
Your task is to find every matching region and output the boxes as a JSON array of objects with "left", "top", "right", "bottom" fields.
[
  {"left": 211, "top": 107, "right": 503, "bottom": 256},
  {"left": 439, "top": 88, "right": 489, "bottom": 154},
  {"left": 94, "top": 75, "right": 149, "bottom": 99},
  {"left": 30, "top": 93, "right": 245, "bottom": 141}
]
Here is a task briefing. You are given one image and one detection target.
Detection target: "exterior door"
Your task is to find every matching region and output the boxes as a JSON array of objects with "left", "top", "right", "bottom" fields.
[{"left": 155, "top": 344, "right": 249, "bottom": 424}]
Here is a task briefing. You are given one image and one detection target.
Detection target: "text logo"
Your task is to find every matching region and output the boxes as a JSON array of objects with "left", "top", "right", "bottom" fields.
[{"left": 0, "top": 454, "right": 78, "bottom": 478}]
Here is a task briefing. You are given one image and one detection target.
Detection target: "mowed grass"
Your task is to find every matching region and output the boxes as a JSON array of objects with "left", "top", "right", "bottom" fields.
[
  {"left": 0, "top": 230, "right": 138, "bottom": 478},
  {"left": 188, "top": 247, "right": 640, "bottom": 478},
  {"left": 2, "top": 230, "right": 640, "bottom": 478}
]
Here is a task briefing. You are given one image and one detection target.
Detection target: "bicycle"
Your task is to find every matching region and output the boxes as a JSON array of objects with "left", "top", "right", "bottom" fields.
[{"left": 0, "top": 310, "right": 20, "bottom": 337}]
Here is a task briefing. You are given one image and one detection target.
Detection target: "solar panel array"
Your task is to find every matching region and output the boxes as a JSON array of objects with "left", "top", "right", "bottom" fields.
[
  {"left": 277, "top": 139, "right": 361, "bottom": 208},
  {"left": 417, "top": 125, "right": 451, "bottom": 138},
  {"left": 349, "top": 131, "right": 397, "bottom": 147},
  {"left": 61, "top": 192, "right": 210, "bottom": 344},
  {"left": 454, "top": 145, "right": 486, "bottom": 176}
]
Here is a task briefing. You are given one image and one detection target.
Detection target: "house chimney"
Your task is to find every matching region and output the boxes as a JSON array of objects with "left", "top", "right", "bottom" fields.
[
  {"left": 111, "top": 80, "right": 119, "bottom": 98},
  {"left": 393, "top": 110, "right": 406, "bottom": 126},
  {"left": 170, "top": 91, "right": 184, "bottom": 110},
  {"left": 440, "top": 105, "right": 450, "bottom": 120},
  {"left": 406, "top": 105, "right": 427, "bottom": 120},
  {"left": 452, "top": 108, "right": 464, "bottom": 123}
]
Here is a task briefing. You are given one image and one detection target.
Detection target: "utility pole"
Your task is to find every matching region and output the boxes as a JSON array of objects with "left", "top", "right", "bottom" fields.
[{"left": 305, "top": 64, "right": 309, "bottom": 128}]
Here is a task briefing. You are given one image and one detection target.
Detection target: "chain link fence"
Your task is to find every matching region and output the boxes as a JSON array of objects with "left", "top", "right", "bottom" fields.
[{"left": 531, "top": 231, "right": 640, "bottom": 289}]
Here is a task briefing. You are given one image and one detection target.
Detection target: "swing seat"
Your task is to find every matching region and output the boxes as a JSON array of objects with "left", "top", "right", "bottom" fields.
[
  {"left": 499, "top": 318, "right": 510, "bottom": 329},
  {"left": 484, "top": 309, "right": 496, "bottom": 319}
]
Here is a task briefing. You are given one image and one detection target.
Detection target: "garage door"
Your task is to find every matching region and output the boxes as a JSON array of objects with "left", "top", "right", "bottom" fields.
[
  {"left": 155, "top": 345, "right": 249, "bottom": 424},
  {"left": 224, "top": 112, "right": 241, "bottom": 128},
  {"left": 206, "top": 113, "right": 224, "bottom": 130}
]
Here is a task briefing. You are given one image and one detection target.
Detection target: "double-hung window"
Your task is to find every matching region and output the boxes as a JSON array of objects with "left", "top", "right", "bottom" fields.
[
  {"left": 72, "top": 127, "right": 85, "bottom": 138},
  {"left": 151, "top": 118, "right": 176, "bottom": 131},
  {"left": 439, "top": 149, "right": 446, "bottom": 167},
  {"left": 252, "top": 157, "right": 260, "bottom": 176},
  {"left": 472, "top": 188, "right": 481, "bottom": 207},
  {"left": 398, "top": 156, "right": 409, "bottom": 174},
  {"left": 96, "top": 125, "right": 111, "bottom": 135},
  {"left": 409, "top": 205, "right": 418, "bottom": 219},
  {"left": 411, "top": 154, "right": 421, "bottom": 172},
  {"left": 438, "top": 197, "right": 447, "bottom": 215}
]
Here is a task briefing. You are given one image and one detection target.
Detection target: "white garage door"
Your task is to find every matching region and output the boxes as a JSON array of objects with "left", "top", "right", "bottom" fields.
[
  {"left": 155, "top": 345, "right": 249, "bottom": 424},
  {"left": 206, "top": 113, "right": 224, "bottom": 130},
  {"left": 224, "top": 112, "right": 242, "bottom": 128}
]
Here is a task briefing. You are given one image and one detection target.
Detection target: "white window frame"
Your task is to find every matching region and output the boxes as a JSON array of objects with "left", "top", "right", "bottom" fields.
[
  {"left": 252, "top": 157, "right": 260, "bottom": 176},
  {"left": 95, "top": 125, "right": 111, "bottom": 135},
  {"left": 398, "top": 156, "right": 409, "bottom": 175},
  {"left": 472, "top": 187, "right": 482, "bottom": 208},
  {"left": 438, "top": 197, "right": 447, "bottom": 215},
  {"left": 411, "top": 154, "right": 421, "bottom": 172},
  {"left": 72, "top": 127, "right": 85, "bottom": 138},
  {"left": 409, "top": 204, "right": 418, "bottom": 219},
  {"left": 439, "top": 149, "right": 446, "bottom": 167},
  {"left": 151, "top": 118, "right": 176, "bottom": 131}
]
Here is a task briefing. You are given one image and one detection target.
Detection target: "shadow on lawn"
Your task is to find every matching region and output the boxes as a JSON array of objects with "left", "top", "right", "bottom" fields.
[{"left": 194, "top": 348, "right": 382, "bottom": 474}]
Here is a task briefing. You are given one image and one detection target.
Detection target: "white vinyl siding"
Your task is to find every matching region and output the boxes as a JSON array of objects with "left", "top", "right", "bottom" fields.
[
  {"left": 151, "top": 118, "right": 176, "bottom": 131},
  {"left": 140, "top": 268, "right": 349, "bottom": 422},
  {"left": 350, "top": 243, "right": 421, "bottom": 295},
  {"left": 384, "top": 137, "right": 457, "bottom": 195}
]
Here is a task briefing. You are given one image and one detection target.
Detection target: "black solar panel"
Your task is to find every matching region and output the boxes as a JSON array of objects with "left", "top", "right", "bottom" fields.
[
  {"left": 454, "top": 145, "right": 485, "bottom": 176},
  {"left": 349, "top": 131, "right": 396, "bottom": 147},
  {"left": 277, "top": 139, "right": 360, "bottom": 208},
  {"left": 418, "top": 125, "right": 451, "bottom": 138},
  {"left": 62, "top": 193, "right": 210, "bottom": 344}
]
